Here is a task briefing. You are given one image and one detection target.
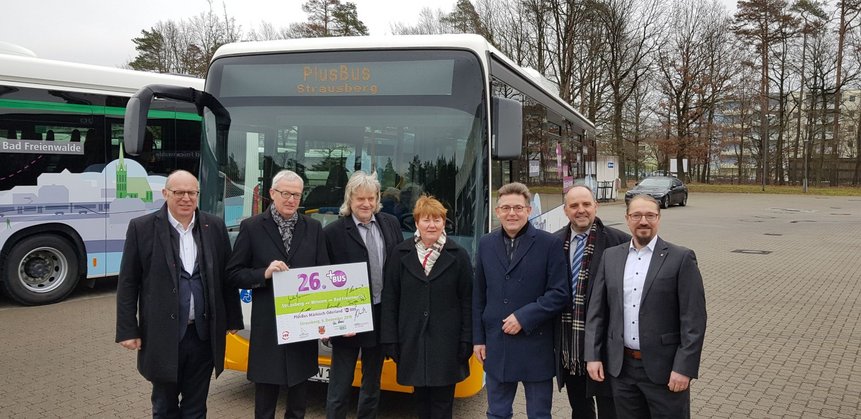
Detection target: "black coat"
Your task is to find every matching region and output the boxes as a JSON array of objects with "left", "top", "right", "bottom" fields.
[
  {"left": 116, "top": 205, "right": 244, "bottom": 383},
  {"left": 553, "top": 217, "right": 630, "bottom": 394},
  {"left": 226, "top": 209, "right": 330, "bottom": 386},
  {"left": 380, "top": 238, "right": 473, "bottom": 387},
  {"left": 323, "top": 212, "right": 402, "bottom": 348}
]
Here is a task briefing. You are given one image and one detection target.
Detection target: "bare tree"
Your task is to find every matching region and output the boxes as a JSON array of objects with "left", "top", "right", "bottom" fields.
[
  {"left": 390, "top": 7, "right": 452, "bottom": 35},
  {"left": 596, "top": 0, "right": 666, "bottom": 184}
]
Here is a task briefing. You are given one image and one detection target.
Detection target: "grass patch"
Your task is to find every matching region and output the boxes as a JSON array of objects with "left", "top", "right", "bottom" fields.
[
  {"left": 520, "top": 183, "right": 861, "bottom": 197},
  {"left": 682, "top": 183, "right": 861, "bottom": 196}
]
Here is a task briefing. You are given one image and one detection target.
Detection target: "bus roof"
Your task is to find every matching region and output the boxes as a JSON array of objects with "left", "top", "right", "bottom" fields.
[
  {"left": 0, "top": 53, "right": 203, "bottom": 96},
  {"left": 212, "top": 34, "right": 593, "bottom": 133}
]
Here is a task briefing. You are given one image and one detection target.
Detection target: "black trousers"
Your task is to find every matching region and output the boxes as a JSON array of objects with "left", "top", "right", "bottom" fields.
[
  {"left": 413, "top": 384, "right": 456, "bottom": 419},
  {"left": 611, "top": 356, "right": 690, "bottom": 419},
  {"left": 254, "top": 381, "right": 308, "bottom": 419},
  {"left": 325, "top": 344, "right": 384, "bottom": 419},
  {"left": 563, "top": 373, "right": 617, "bottom": 419},
  {"left": 151, "top": 325, "right": 213, "bottom": 419}
]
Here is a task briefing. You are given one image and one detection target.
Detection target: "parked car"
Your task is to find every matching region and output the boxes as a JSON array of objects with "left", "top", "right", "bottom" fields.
[{"left": 624, "top": 176, "right": 688, "bottom": 208}]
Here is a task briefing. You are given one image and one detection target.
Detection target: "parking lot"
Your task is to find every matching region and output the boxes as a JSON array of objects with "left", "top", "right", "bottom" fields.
[{"left": 1, "top": 192, "right": 860, "bottom": 418}]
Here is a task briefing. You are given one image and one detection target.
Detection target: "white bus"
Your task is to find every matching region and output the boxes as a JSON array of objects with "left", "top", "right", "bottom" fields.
[
  {"left": 0, "top": 47, "right": 204, "bottom": 305},
  {"left": 123, "top": 34, "right": 595, "bottom": 397}
]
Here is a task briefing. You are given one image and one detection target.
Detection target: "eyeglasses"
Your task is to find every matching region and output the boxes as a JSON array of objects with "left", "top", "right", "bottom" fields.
[
  {"left": 627, "top": 213, "right": 659, "bottom": 222},
  {"left": 497, "top": 205, "right": 528, "bottom": 214},
  {"left": 167, "top": 189, "right": 199, "bottom": 198},
  {"left": 272, "top": 189, "right": 302, "bottom": 200}
]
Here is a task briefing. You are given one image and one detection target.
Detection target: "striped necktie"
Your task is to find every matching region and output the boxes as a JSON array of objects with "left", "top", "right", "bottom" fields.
[{"left": 571, "top": 233, "right": 587, "bottom": 295}]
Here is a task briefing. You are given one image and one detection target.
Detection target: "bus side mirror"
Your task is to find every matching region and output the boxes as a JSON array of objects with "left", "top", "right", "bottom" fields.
[
  {"left": 124, "top": 89, "right": 155, "bottom": 156},
  {"left": 492, "top": 96, "right": 522, "bottom": 160},
  {"left": 124, "top": 84, "right": 221, "bottom": 156}
]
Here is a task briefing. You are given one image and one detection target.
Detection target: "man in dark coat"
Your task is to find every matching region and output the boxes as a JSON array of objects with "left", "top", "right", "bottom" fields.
[
  {"left": 554, "top": 185, "right": 630, "bottom": 418},
  {"left": 116, "top": 170, "right": 243, "bottom": 418},
  {"left": 227, "top": 170, "right": 330, "bottom": 419},
  {"left": 473, "top": 182, "right": 569, "bottom": 419},
  {"left": 586, "top": 195, "right": 706, "bottom": 419},
  {"left": 323, "top": 171, "right": 402, "bottom": 419}
]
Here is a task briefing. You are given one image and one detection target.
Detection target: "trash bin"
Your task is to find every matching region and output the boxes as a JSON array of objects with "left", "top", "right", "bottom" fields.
[{"left": 597, "top": 181, "right": 614, "bottom": 202}]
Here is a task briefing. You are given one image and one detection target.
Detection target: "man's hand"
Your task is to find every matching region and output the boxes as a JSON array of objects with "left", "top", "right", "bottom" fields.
[
  {"left": 119, "top": 338, "right": 141, "bottom": 350},
  {"left": 473, "top": 344, "right": 486, "bottom": 364},
  {"left": 264, "top": 260, "right": 289, "bottom": 279},
  {"left": 501, "top": 314, "right": 522, "bottom": 335},
  {"left": 668, "top": 371, "right": 691, "bottom": 392},
  {"left": 587, "top": 361, "right": 604, "bottom": 382}
]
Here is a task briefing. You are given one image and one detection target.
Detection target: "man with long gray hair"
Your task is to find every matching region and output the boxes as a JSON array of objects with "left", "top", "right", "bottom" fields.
[{"left": 323, "top": 170, "right": 402, "bottom": 419}]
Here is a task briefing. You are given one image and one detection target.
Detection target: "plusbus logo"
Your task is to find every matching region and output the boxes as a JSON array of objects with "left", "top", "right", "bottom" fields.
[{"left": 327, "top": 270, "right": 348, "bottom": 287}]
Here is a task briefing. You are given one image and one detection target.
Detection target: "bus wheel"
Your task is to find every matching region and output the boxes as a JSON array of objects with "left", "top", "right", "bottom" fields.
[{"left": 2, "top": 235, "right": 80, "bottom": 305}]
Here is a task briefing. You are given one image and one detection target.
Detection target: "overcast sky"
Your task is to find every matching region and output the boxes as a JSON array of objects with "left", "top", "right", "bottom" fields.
[{"left": 1, "top": 0, "right": 737, "bottom": 68}]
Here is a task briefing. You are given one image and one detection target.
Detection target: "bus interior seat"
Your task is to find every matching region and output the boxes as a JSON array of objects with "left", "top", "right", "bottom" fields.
[{"left": 304, "top": 165, "right": 348, "bottom": 210}]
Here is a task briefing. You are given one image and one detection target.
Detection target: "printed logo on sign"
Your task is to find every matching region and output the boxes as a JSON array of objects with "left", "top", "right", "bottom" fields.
[
  {"left": 318, "top": 326, "right": 326, "bottom": 335},
  {"left": 327, "top": 270, "right": 348, "bottom": 287},
  {"left": 281, "top": 331, "right": 290, "bottom": 342}
]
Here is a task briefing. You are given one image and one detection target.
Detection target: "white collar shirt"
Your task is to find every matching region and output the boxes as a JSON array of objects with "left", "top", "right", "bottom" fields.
[
  {"left": 168, "top": 210, "right": 197, "bottom": 320},
  {"left": 623, "top": 235, "right": 658, "bottom": 350}
]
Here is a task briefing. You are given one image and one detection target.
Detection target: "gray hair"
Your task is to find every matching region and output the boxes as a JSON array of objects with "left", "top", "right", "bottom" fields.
[
  {"left": 497, "top": 182, "right": 531, "bottom": 204},
  {"left": 339, "top": 171, "right": 382, "bottom": 216},
  {"left": 271, "top": 170, "right": 303, "bottom": 189}
]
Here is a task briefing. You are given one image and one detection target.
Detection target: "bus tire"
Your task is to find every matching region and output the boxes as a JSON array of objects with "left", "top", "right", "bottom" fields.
[{"left": 2, "top": 234, "right": 80, "bottom": 305}]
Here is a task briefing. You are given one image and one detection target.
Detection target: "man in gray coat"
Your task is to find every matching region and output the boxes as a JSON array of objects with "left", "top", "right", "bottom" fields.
[{"left": 585, "top": 194, "right": 706, "bottom": 419}]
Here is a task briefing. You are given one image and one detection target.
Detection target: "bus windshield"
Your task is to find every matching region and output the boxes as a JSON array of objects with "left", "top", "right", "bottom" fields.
[{"left": 200, "top": 49, "right": 487, "bottom": 253}]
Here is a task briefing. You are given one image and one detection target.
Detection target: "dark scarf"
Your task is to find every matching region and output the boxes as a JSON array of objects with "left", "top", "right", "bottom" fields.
[
  {"left": 560, "top": 221, "right": 598, "bottom": 375},
  {"left": 270, "top": 205, "right": 299, "bottom": 255}
]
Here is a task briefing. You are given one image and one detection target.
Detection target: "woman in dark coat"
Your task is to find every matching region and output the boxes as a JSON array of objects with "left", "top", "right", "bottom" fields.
[{"left": 380, "top": 195, "right": 473, "bottom": 419}]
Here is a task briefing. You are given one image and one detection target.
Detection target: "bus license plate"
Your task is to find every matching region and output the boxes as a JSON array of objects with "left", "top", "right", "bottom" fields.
[{"left": 308, "top": 366, "right": 330, "bottom": 383}]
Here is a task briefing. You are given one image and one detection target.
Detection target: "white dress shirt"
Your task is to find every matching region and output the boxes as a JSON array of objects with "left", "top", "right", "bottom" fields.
[
  {"left": 623, "top": 235, "right": 658, "bottom": 350},
  {"left": 168, "top": 210, "right": 197, "bottom": 321}
]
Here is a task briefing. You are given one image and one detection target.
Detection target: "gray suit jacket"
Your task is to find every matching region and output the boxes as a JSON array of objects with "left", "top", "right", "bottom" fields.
[{"left": 584, "top": 237, "right": 706, "bottom": 385}]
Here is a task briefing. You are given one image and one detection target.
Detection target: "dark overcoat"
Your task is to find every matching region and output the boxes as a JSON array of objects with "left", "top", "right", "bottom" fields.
[
  {"left": 553, "top": 217, "right": 630, "bottom": 394},
  {"left": 115, "top": 205, "right": 244, "bottom": 383},
  {"left": 585, "top": 237, "right": 707, "bottom": 385},
  {"left": 323, "top": 212, "right": 402, "bottom": 348},
  {"left": 226, "top": 209, "right": 330, "bottom": 386},
  {"left": 473, "top": 223, "right": 570, "bottom": 383},
  {"left": 380, "top": 238, "right": 472, "bottom": 387}
]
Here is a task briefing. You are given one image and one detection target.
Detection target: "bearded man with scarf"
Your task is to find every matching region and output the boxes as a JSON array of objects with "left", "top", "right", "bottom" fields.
[{"left": 555, "top": 185, "right": 630, "bottom": 418}]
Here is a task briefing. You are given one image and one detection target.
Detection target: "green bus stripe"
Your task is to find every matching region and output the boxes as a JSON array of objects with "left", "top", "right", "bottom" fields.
[
  {"left": 274, "top": 289, "right": 370, "bottom": 315},
  {"left": 0, "top": 98, "right": 202, "bottom": 121}
]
